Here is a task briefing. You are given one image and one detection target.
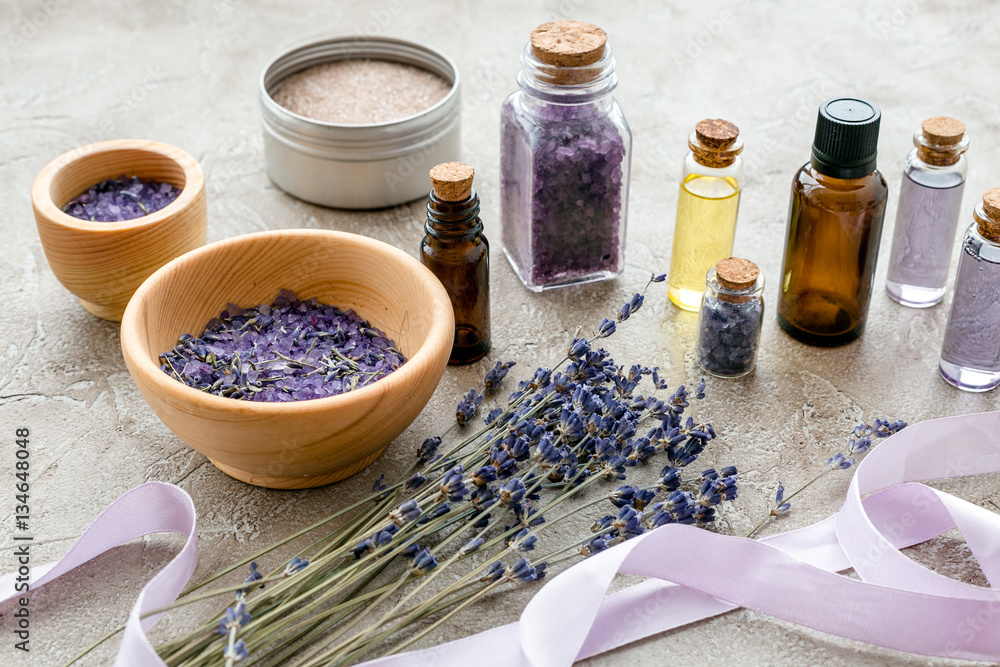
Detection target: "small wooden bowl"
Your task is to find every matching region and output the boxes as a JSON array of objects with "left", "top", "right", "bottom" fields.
[
  {"left": 32, "top": 139, "right": 207, "bottom": 321},
  {"left": 120, "top": 229, "right": 455, "bottom": 489}
]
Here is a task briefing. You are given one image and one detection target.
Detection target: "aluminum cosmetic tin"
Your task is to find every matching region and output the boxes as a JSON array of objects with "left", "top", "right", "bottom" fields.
[{"left": 260, "top": 36, "right": 461, "bottom": 210}]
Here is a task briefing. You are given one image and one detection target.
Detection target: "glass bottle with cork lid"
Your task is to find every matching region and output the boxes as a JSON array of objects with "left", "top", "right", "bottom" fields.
[
  {"left": 500, "top": 20, "right": 631, "bottom": 291},
  {"left": 420, "top": 162, "right": 491, "bottom": 365},
  {"left": 696, "top": 257, "right": 764, "bottom": 378},
  {"left": 938, "top": 188, "right": 1000, "bottom": 392},
  {"left": 885, "top": 116, "right": 970, "bottom": 307},
  {"left": 668, "top": 118, "right": 744, "bottom": 311},
  {"left": 777, "top": 97, "right": 889, "bottom": 346}
]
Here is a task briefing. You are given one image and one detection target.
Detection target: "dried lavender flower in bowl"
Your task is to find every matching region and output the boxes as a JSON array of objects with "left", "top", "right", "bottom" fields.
[
  {"left": 32, "top": 139, "right": 207, "bottom": 321},
  {"left": 161, "top": 290, "right": 407, "bottom": 402},
  {"left": 121, "top": 229, "right": 454, "bottom": 489}
]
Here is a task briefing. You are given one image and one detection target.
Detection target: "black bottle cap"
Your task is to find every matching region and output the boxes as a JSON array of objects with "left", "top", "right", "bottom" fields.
[{"left": 810, "top": 98, "right": 881, "bottom": 180}]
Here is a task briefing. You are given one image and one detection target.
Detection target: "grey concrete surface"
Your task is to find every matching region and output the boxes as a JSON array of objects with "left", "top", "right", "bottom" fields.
[{"left": 1, "top": 0, "right": 999, "bottom": 665}]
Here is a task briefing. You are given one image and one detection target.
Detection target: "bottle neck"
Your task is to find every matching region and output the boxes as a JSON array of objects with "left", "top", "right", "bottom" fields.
[
  {"left": 516, "top": 43, "right": 618, "bottom": 104},
  {"left": 973, "top": 203, "right": 1000, "bottom": 244},
  {"left": 706, "top": 269, "right": 764, "bottom": 304},
  {"left": 426, "top": 190, "right": 483, "bottom": 240},
  {"left": 810, "top": 152, "right": 877, "bottom": 180},
  {"left": 914, "top": 128, "right": 969, "bottom": 167}
]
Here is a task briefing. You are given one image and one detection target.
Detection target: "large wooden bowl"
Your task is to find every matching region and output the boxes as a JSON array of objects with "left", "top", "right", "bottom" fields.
[
  {"left": 120, "top": 229, "right": 455, "bottom": 489},
  {"left": 32, "top": 139, "right": 207, "bottom": 321}
]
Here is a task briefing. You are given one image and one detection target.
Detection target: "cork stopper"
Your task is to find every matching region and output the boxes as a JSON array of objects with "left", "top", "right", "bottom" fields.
[
  {"left": 921, "top": 116, "right": 965, "bottom": 146},
  {"left": 978, "top": 188, "right": 1000, "bottom": 242},
  {"left": 690, "top": 119, "right": 743, "bottom": 168},
  {"left": 429, "top": 162, "right": 474, "bottom": 201},
  {"left": 696, "top": 119, "right": 740, "bottom": 150},
  {"left": 916, "top": 116, "right": 967, "bottom": 167},
  {"left": 530, "top": 21, "right": 607, "bottom": 67},
  {"left": 715, "top": 257, "right": 760, "bottom": 291}
]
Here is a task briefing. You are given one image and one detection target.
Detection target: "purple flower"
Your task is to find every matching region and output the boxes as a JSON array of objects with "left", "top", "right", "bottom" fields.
[
  {"left": 409, "top": 548, "right": 438, "bottom": 574},
  {"left": 417, "top": 437, "right": 441, "bottom": 462},
  {"left": 827, "top": 453, "right": 854, "bottom": 470},
  {"left": 480, "top": 561, "right": 505, "bottom": 583},
  {"left": 439, "top": 465, "right": 468, "bottom": 502},
  {"left": 217, "top": 600, "right": 251, "bottom": 635},
  {"left": 223, "top": 639, "right": 248, "bottom": 663},
  {"left": 772, "top": 482, "right": 792, "bottom": 515},
  {"left": 390, "top": 499, "right": 422, "bottom": 526},
  {"left": 460, "top": 538, "right": 484, "bottom": 555},
  {"left": 283, "top": 556, "right": 309, "bottom": 576},
  {"left": 456, "top": 388, "right": 484, "bottom": 424},
  {"left": 484, "top": 361, "right": 516, "bottom": 392},
  {"left": 505, "top": 557, "right": 546, "bottom": 583}
]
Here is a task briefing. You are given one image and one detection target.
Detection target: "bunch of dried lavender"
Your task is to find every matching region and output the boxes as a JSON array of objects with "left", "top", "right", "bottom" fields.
[{"left": 73, "top": 275, "right": 740, "bottom": 667}]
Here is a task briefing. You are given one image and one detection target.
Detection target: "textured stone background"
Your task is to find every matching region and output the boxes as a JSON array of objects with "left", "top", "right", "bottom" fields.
[{"left": 1, "top": 0, "right": 999, "bottom": 665}]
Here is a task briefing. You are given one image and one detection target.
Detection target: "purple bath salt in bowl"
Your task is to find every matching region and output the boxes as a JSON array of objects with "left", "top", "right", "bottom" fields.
[
  {"left": 160, "top": 290, "right": 408, "bottom": 402},
  {"left": 63, "top": 175, "right": 181, "bottom": 222}
]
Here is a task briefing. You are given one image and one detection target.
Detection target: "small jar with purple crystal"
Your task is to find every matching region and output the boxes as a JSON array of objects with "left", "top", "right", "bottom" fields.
[
  {"left": 885, "top": 117, "right": 969, "bottom": 308},
  {"left": 938, "top": 189, "right": 1000, "bottom": 392},
  {"left": 697, "top": 257, "right": 764, "bottom": 378},
  {"left": 500, "top": 20, "right": 631, "bottom": 291}
]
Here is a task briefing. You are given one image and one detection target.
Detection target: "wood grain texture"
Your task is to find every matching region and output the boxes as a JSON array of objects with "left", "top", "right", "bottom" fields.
[
  {"left": 119, "top": 229, "right": 455, "bottom": 489},
  {"left": 32, "top": 139, "right": 207, "bottom": 321}
]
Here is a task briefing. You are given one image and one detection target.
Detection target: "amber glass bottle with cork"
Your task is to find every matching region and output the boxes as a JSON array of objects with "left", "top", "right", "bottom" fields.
[
  {"left": 668, "top": 119, "right": 744, "bottom": 311},
  {"left": 777, "top": 98, "right": 888, "bottom": 346},
  {"left": 421, "top": 162, "right": 491, "bottom": 365}
]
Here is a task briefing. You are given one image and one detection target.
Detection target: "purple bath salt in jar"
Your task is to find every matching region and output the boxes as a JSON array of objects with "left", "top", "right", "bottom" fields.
[
  {"left": 885, "top": 117, "right": 969, "bottom": 307},
  {"left": 938, "top": 189, "right": 1000, "bottom": 392},
  {"left": 500, "top": 21, "right": 631, "bottom": 291}
]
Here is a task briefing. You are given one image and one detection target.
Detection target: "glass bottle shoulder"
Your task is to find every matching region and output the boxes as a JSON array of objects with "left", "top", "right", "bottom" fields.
[
  {"left": 682, "top": 153, "right": 743, "bottom": 191},
  {"left": 962, "top": 224, "right": 1000, "bottom": 264},
  {"left": 903, "top": 148, "right": 967, "bottom": 189},
  {"left": 792, "top": 162, "right": 888, "bottom": 209},
  {"left": 500, "top": 89, "right": 628, "bottom": 138}
]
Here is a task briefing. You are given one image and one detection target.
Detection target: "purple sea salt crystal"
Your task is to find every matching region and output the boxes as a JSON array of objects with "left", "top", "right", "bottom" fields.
[
  {"left": 499, "top": 52, "right": 631, "bottom": 290},
  {"left": 159, "top": 291, "right": 406, "bottom": 402},
  {"left": 63, "top": 175, "right": 181, "bottom": 222}
]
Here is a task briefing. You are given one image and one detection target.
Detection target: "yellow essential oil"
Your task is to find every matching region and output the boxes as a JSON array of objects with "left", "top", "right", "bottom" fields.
[{"left": 668, "top": 173, "right": 742, "bottom": 311}]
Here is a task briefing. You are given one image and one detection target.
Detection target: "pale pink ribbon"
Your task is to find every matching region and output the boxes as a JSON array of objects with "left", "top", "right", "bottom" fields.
[{"left": 3, "top": 411, "right": 999, "bottom": 665}]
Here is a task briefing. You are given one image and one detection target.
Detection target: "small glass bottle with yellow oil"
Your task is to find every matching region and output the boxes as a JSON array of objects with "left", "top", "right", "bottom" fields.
[{"left": 667, "top": 119, "right": 744, "bottom": 311}]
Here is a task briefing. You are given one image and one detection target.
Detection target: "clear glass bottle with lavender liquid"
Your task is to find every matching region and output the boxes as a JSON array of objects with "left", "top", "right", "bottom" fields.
[
  {"left": 939, "top": 189, "right": 1000, "bottom": 392},
  {"left": 500, "top": 20, "right": 631, "bottom": 291},
  {"left": 886, "top": 117, "right": 969, "bottom": 307}
]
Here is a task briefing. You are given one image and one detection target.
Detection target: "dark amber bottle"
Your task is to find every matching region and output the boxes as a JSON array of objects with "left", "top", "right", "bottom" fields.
[
  {"left": 777, "top": 98, "right": 888, "bottom": 346},
  {"left": 421, "top": 162, "right": 491, "bottom": 364}
]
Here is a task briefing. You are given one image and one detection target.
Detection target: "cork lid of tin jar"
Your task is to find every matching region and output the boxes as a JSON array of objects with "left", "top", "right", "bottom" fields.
[
  {"left": 715, "top": 257, "right": 760, "bottom": 290},
  {"left": 978, "top": 188, "right": 1000, "bottom": 241},
  {"left": 430, "top": 162, "right": 474, "bottom": 201},
  {"left": 690, "top": 119, "right": 743, "bottom": 168},
  {"left": 530, "top": 21, "right": 607, "bottom": 67}
]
